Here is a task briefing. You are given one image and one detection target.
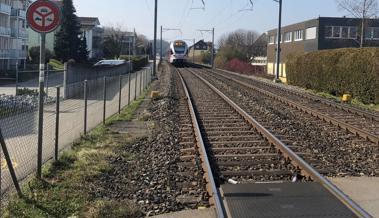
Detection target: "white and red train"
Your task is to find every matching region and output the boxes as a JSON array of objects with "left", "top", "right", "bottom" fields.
[{"left": 168, "top": 40, "right": 189, "bottom": 65}]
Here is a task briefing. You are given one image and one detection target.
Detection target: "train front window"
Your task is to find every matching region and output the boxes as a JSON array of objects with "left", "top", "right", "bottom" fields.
[{"left": 174, "top": 46, "right": 186, "bottom": 54}]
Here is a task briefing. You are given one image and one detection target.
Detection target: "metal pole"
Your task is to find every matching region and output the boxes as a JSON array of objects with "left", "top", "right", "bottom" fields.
[
  {"left": 103, "top": 77, "right": 107, "bottom": 125},
  {"left": 118, "top": 74, "right": 122, "bottom": 114},
  {"left": 134, "top": 71, "right": 138, "bottom": 100},
  {"left": 63, "top": 62, "right": 68, "bottom": 99},
  {"left": 129, "top": 40, "right": 131, "bottom": 71},
  {"left": 45, "top": 64, "right": 49, "bottom": 98},
  {"left": 211, "top": 28, "right": 215, "bottom": 68},
  {"left": 84, "top": 80, "right": 88, "bottom": 134},
  {"left": 153, "top": 0, "right": 158, "bottom": 76},
  {"left": 140, "top": 69, "right": 143, "bottom": 95},
  {"left": 0, "top": 129, "right": 22, "bottom": 197},
  {"left": 275, "top": 0, "right": 282, "bottom": 81},
  {"left": 160, "top": 25, "right": 163, "bottom": 61},
  {"left": 54, "top": 86, "right": 60, "bottom": 161},
  {"left": 15, "top": 63, "right": 18, "bottom": 95},
  {"left": 37, "top": 33, "right": 46, "bottom": 179},
  {"left": 128, "top": 70, "right": 131, "bottom": 105},
  {"left": 193, "top": 39, "right": 195, "bottom": 63}
]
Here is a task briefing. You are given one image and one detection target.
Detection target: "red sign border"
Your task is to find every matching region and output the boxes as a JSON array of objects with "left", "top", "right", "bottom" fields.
[{"left": 27, "top": 0, "right": 61, "bottom": 33}]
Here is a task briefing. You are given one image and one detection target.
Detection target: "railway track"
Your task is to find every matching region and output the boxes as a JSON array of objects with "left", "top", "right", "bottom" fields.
[
  {"left": 174, "top": 66, "right": 371, "bottom": 218},
  {"left": 195, "top": 67, "right": 378, "bottom": 177},
  {"left": 208, "top": 68, "right": 379, "bottom": 145}
]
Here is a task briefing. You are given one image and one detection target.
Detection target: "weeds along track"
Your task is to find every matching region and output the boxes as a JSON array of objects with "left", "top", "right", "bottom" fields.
[{"left": 195, "top": 67, "right": 378, "bottom": 177}]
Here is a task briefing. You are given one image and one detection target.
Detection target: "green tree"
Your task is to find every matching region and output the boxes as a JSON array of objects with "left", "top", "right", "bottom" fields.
[
  {"left": 77, "top": 35, "right": 89, "bottom": 63},
  {"left": 54, "top": 0, "right": 82, "bottom": 62},
  {"left": 28, "top": 46, "right": 53, "bottom": 64}
]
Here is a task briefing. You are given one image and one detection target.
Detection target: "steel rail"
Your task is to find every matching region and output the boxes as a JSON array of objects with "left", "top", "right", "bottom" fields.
[
  {"left": 176, "top": 68, "right": 226, "bottom": 218},
  {"left": 213, "top": 68, "right": 379, "bottom": 122},
  {"left": 207, "top": 69, "right": 379, "bottom": 145},
  {"left": 186, "top": 68, "right": 372, "bottom": 218}
]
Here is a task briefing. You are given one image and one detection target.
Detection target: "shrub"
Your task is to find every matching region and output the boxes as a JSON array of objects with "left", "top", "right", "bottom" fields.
[
  {"left": 222, "top": 58, "right": 272, "bottom": 79},
  {"left": 287, "top": 48, "right": 379, "bottom": 104},
  {"left": 28, "top": 46, "right": 54, "bottom": 64},
  {"left": 119, "top": 55, "right": 148, "bottom": 70}
]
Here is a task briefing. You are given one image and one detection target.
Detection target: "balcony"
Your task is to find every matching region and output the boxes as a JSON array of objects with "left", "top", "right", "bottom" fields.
[
  {"left": 10, "top": 28, "right": 28, "bottom": 39},
  {"left": 0, "top": 26, "right": 11, "bottom": 37},
  {"left": 0, "top": 49, "right": 27, "bottom": 59},
  {"left": 10, "top": 8, "right": 26, "bottom": 19},
  {"left": 0, "top": 3, "right": 11, "bottom": 14},
  {"left": 19, "top": 30, "right": 28, "bottom": 39}
]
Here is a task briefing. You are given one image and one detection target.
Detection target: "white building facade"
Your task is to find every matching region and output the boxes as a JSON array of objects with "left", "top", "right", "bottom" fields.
[
  {"left": 79, "top": 17, "right": 103, "bottom": 59},
  {"left": 0, "top": 0, "right": 28, "bottom": 70}
]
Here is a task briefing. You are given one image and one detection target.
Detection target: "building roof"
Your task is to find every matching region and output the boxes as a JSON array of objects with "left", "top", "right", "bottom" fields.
[
  {"left": 266, "top": 16, "right": 379, "bottom": 34},
  {"left": 79, "top": 17, "right": 100, "bottom": 26}
]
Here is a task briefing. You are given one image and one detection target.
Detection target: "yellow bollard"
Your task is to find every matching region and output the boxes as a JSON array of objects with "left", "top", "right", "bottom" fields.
[
  {"left": 342, "top": 94, "right": 352, "bottom": 103},
  {"left": 150, "top": 91, "right": 160, "bottom": 99}
]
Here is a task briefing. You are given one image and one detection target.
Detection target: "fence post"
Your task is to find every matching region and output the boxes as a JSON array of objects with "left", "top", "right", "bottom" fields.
[
  {"left": 63, "top": 63, "right": 68, "bottom": 99},
  {"left": 54, "top": 87, "right": 60, "bottom": 161},
  {"left": 134, "top": 71, "right": 138, "bottom": 100},
  {"left": 103, "top": 77, "right": 107, "bottom": 125},
  {"left": 128, "top": 71, "right": 131, "bottom": 105},
  {"left": 140, "top": 69, "right": 143, "bottom": 95},
  {"left": 118, "top": 75, "right": 122, "bottom": 114},
  {"left": 15, "top": 63, "right": 18, "bottom": 95},
  {"left": 0, "top": 129, "right": 22, "bottom": 197},
  {"left": 84, "top": 80, "right": 88, "bottom": 135}
]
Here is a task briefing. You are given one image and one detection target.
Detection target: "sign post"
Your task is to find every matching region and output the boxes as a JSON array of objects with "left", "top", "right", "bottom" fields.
[{"left": 27, "top": 0, "right": 61, "bottom": 179}]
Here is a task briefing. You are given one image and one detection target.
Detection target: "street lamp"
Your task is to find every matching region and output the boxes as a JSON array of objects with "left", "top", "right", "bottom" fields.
[{"left": 273, "top": 0, "right": 282, "bottom": 82}]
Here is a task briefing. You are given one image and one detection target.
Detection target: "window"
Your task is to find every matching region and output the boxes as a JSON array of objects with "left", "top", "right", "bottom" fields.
[
  {"left": 332, "top": 26, "right": 341, "bottom": 38},
  {"left": 373, "top": 27, "right": 379, "bottom": 39},
  {"left": 325, "top": 26, "right": 333, "bottom": 38},
  {"left": 349, "top": 27, "right": 357, "bottom": 39},
  {"left": 305, "top": 27, "right": 317, "bottom": 40},
  {"left": 269, "top": 35, "right": 275, "bottom": 44},
  {"left": 294, "top": 30, "right": 303, "bottom": 41},
  {"left": 326, "top": 26, "right": 355, "bottom": 39},
  {"left": 284, "top": 32, "right": 292, "bottom": 42},
  {"left": 366, "top": 27, "right": 379, "bottom": 39},
  {"left": 341, "top": 26, "right": 349, "bottom": 38}
]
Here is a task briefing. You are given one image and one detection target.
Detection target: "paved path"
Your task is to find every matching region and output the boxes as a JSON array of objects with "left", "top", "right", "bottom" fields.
[
  {"left": 1, "top": 74, "right": 140, "bottom": 193},
  {"left": 151, "top": 209, "right": 216, "bottom": 218},
  {"left": 329, "top": 177, "right": 379, "bottom": 217}
]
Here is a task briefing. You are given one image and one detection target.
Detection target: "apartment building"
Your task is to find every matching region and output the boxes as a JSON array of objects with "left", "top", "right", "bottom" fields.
[
  {"left": 0, "top": 0, "right": 28, "bottom": 70},
  {"left": 266, "top": 17, "right": 379, "bottom": 81},
  {"left": 79, "top": 17, "right": 103, "bottom": 59}
]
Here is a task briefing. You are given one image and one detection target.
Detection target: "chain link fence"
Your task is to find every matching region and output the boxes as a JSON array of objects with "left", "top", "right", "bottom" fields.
[{"left": 0, "top": 65, "right": 152, "bottom": 206}]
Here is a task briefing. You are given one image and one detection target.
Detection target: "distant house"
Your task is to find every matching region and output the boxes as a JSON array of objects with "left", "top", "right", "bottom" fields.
[
  {"left": 266, "top": 17, "right": 379, "bottom": 81},
  {"left": 78, "top": 17, "right": 103, "bottom": 59},
  {"left": 189, "top": 39, "right": 212, "bottom": 59}
]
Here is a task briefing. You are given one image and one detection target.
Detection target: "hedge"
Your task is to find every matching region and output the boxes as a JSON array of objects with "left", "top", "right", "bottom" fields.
[
  {"left": 287, "top": 48, "right": 379, "bottom": 104},
  {"left": 119, "top": 55, "right": 148, "bottom": 71}
]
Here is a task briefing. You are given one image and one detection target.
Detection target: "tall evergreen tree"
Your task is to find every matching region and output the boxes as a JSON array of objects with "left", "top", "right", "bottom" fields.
[
  {"left": 77, "top": 35, "right": 89, "bottom": 63},
  {"left": 54, "top": 0, "right": 81, "bottom": 62}
]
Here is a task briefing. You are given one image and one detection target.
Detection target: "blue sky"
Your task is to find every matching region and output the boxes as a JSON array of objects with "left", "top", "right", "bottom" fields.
[{"left": 74, "top": 0, "right": 346, "bottom": 44}]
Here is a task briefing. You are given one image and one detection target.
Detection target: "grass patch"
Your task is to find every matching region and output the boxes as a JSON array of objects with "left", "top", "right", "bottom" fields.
[
  {"left": 312, "top": 91, "right": 379, "bottom": 112},
  {"left": 48, "top": 59, "right": 64, "bottom": 70},
  {"left": 2, "top": 93, "right": 147, "bottom": 218}
]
